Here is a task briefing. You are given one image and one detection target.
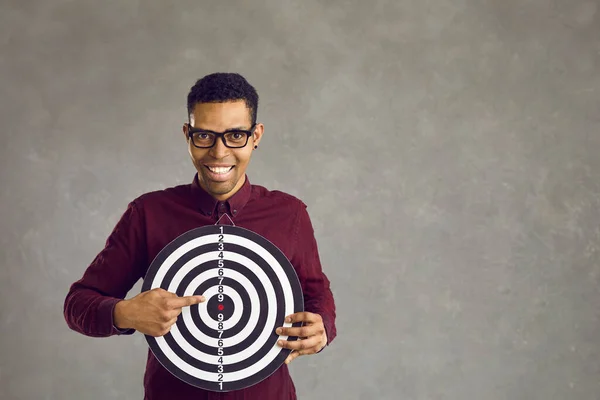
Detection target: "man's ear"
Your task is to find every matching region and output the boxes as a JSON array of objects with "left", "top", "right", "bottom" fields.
[
  {"left": 252, "top": 123, "right": 264, "bottom": 148},
  {"left": 182, "top": 123, "right": 189, "bottom": 141}
]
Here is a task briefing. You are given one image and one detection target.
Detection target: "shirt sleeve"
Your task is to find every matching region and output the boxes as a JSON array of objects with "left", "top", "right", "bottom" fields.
[
  {"left": 63, "top": 201, "right": 147, "bottom": 337},
  {"left": 290, "top": 201, "right": 337, "bottom": 348}
]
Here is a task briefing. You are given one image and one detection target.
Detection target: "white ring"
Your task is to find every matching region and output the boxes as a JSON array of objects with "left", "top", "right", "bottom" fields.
[
  {"left": 175, "top": 268, "right": 260, "bottom": 347},
  {"left": 197, "top": 286, "right": 243, "bottom": 331}
]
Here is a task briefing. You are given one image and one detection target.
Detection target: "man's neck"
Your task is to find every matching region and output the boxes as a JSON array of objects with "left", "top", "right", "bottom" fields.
[{"left": 210, "top": 174, "right": 246, "bottom": 202}]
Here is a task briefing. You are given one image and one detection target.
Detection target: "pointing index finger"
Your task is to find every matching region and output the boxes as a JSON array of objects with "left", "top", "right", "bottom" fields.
[{"left": 168, "top": 295, "right": 205, "bottom": 309}]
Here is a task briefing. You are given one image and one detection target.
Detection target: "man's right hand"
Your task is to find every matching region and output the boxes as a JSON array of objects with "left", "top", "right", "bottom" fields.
[{"left": 113, "top": 288, "right": 206, "bottom": 337}]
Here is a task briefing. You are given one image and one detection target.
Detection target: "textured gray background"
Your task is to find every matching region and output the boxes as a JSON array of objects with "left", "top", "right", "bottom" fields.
[{"left": 1, "top": 0, "right": 599, "bottom": 399}]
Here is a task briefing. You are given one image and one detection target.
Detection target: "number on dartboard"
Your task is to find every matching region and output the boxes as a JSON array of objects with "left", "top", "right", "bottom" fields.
[{"left": 216, "top": 226, "right": 226, "bottom": 390}]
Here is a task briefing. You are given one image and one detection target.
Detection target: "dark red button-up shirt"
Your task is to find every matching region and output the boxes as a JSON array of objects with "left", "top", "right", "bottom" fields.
[{"left": 63, "top": 174, "right": 336, "bottom": 400}]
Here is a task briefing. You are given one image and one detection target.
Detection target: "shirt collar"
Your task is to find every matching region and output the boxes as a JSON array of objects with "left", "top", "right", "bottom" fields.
[{"left": 191, "top": 173, "right": 252, "bottom": 217}]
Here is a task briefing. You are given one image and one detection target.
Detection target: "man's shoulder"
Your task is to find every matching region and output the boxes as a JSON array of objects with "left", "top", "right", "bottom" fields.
[{"left": 250, "top": 183, "right": 307, "bottom": 209}]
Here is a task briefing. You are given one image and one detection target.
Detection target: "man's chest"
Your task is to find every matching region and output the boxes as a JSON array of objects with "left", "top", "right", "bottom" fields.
[{"left": 141, "top": 204, "right": 298, "bottom": 279}]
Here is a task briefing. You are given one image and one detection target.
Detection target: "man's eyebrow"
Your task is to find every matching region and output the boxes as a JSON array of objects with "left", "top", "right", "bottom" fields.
[{"left": 192, "top": 126, "right": 249, "bottom": 132}]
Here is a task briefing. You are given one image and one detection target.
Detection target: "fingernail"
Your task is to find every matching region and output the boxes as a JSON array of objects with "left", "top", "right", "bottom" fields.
[
  {"left": 278, "top": 340, "right": 284, "bottom": 346},
  {"left": 285, "top": 317, "right": 291, "bottom": 323}
]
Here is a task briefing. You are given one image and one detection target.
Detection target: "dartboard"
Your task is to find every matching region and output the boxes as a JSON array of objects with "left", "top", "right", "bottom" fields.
[{"left": 141, "top": 224, "right": 304, "bottom": 392}]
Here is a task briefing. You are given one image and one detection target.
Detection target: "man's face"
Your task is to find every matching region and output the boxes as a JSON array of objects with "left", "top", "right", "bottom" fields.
[{"left": 183, "top": 100, "right": 263, "bottom": 201}]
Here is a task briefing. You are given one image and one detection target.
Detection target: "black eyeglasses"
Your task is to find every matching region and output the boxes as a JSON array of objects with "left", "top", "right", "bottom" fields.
[{"left": 187, "top": 123, "right": 256, "bottom": 149}]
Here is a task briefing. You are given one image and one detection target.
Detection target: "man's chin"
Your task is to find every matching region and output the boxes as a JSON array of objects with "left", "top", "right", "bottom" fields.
[
  {"left": 201, "top": 177, "right": 236, "bottom": 196},
  {"left": 197, "top": 169, "right": 245, "bottom": 197},
  {"left": 207, "top": 180, "right": 233, "bottom": 191}
]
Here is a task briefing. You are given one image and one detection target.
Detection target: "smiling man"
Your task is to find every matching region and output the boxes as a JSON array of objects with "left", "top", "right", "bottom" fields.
[
  {"left": 63, "top": 72, "right": 336, "bottom": 400},
  {"left": 187, "top": 99, "right": 258, "bottom": 201}
]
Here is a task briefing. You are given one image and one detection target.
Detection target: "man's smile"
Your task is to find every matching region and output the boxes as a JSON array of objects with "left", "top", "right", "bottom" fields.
[
  {"left": 205, "top": 165, "right": 234, "bottom": 174},
  {"left": 203, "top": 164, "right": 235, "bottom": 181}
]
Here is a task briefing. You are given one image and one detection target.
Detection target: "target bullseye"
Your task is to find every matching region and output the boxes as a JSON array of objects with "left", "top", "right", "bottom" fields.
[{"left": 141, "top": 224, "right": 304, "bottom": 392}]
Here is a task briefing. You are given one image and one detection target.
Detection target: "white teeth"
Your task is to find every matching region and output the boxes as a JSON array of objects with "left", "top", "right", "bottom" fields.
[{"left": 207, "top": 166, "right": 233, "bottom": 174}]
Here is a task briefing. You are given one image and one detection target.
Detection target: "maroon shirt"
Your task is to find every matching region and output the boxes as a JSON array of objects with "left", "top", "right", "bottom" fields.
[{"left": 63, "top": 174, "right": 336, "bottom": 400}]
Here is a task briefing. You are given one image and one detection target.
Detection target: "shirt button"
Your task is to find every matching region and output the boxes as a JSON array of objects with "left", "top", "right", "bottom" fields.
[{"left": 233, "top": 209, "right": 237, "bottom": 214}]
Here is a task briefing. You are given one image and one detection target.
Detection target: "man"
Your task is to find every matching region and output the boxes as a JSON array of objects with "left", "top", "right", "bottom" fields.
[{"left": 63, "top": 72, "right": 337, "bottom": 399}]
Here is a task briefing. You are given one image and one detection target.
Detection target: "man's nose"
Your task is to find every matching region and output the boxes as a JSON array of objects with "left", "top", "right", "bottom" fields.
[{"left": 209, "top": 137, "right": 230, "bottom": 159}]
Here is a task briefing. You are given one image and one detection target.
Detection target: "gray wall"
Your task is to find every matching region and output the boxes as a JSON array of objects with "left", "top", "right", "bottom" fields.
[{"left": 1, "top": 1, "right": 599, "bottom": 399}]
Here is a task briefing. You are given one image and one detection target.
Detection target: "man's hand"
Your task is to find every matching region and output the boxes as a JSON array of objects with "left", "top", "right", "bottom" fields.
[
  {"left": 113, "top": 288, "right": 205, "bottom": 337},
  {"left": 275, "top": 312, "right": 327, "bottom": 365}
]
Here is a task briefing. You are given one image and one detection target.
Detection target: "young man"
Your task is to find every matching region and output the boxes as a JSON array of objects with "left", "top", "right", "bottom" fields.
[{"left": 63, "top": 72, "right": 337, "bottom": 400}]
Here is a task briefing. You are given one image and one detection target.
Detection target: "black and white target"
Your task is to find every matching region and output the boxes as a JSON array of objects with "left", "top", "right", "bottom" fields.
[{"left": 141, "top": 224, "right": 304, "bottom": 392}]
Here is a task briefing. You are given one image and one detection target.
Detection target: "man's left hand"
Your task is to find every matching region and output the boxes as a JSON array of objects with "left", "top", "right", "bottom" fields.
[{"left": 275, "top": 312, "right": 327, "bottom": 365}]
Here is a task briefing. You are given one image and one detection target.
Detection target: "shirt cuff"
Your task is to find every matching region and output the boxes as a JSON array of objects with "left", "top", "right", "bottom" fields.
[
  {"left": 102, "top": 298, "right": 136, "bottom": 336},
  {"left": 316, "top": 314, "right": 332, "bottom": 353}
]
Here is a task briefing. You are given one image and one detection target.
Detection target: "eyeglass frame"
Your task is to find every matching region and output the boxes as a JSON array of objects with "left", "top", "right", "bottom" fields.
[{"left": 186, "top": 119, "right": 257, "bottom": 149}]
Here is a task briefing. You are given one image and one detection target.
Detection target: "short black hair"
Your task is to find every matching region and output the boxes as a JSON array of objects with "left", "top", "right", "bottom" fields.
[{"left": 187, "top": 72, "right": 259, "bottom": 125}]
